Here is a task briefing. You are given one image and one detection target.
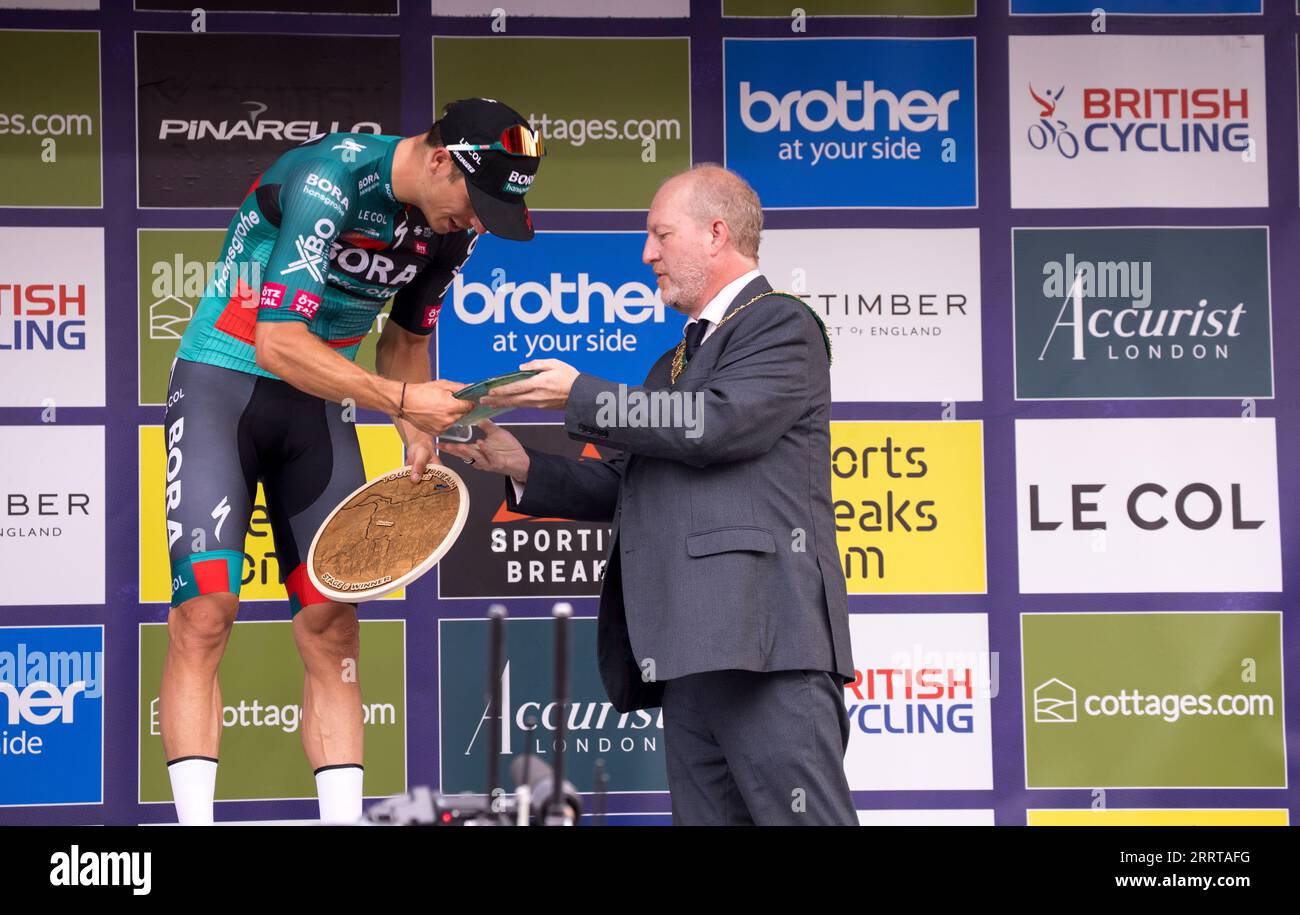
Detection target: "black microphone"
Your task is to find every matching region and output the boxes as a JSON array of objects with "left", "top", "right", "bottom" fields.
[
  {"left": 550, "top": 602, "right": 572, "bottom": 822},
  {"left": 485, "top": 603, "right": 507, "bottom": 806}
]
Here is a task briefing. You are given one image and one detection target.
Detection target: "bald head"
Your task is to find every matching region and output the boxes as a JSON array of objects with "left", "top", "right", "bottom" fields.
[
  {"left": 643, "top": 164, "right": 764, "bottom": 317},
  {"left": 663, "top": 165, "right": 763, "bottom": 261}
]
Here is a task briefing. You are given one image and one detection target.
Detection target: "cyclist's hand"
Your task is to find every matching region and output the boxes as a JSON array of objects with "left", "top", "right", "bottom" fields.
[
  {"left": 402, "top": 381, "right": 472, "bottom": 436},
  {"left": 405, "top": 437, "right": 440, "bottom": 483}
]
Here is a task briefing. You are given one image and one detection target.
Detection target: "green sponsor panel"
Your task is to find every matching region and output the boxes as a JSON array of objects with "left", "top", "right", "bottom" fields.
[
  {"left": 138, "top": 229, "right": 224, "bottom": 405},
  {"left": 440, "top": 618, "right": 667, "bottom": 794},
  {"left": 138, "top": 229, "right": 391, "bottom": 405},
  {"left": 1023, "top": 613, "right": 1285, "bottom": 788},
  {"left": 433, "top": 37, "right": 691, "bottom": 210},
  {"left": 139, "top": 620, "right": 406, "bottom": 802},
  {"left": 0, "top": 30, "right": 101, "bottom": 206},
  {"left": 724, "top": 0, "right": 974, "bottom": 13}
]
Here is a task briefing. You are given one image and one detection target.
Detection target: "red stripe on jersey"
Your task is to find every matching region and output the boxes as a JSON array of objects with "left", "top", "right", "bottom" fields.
[
  {"left": 339, "top": 231, "right": 388, "bottom": 250},
  {"left": 214, "top": 278, "right": 258, "bottom": 345},
  {"left": 326, "top": 334, "right": 366, "bottom": 350}
]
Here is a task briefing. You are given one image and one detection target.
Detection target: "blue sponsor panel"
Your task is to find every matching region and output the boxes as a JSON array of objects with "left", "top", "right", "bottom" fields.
[
  {"left": 436, "top": 232, "right": 686, "bottom": 386},
  {"left": 1013, "top": 1, "right": 1259, "bottom": 12},
  {"left": 0, "top": 626, "right": 104, "bottom": 806},
  {"left": 724, "top": 38, "right": 977, "bottom": 208}
]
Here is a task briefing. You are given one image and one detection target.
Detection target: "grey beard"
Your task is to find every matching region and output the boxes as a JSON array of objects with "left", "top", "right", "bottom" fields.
[{"left": 662, "top": 263, "right": 708, "bottom": 315}]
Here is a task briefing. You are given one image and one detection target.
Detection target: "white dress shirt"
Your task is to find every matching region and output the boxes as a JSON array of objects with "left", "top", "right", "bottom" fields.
[
  {"left": 686, "top": 268, "right": 763, "bottom": 345},
  {"left": 508, "top": 269, "right": 764, "bottom": 499}
]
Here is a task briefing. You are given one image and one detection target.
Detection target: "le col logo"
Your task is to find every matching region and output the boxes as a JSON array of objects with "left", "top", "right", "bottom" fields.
[
  {"left": 49, "top": 846, "right": 151, "bottom": 896},
  {"left": 740, "top": 81, "right": 960, "bottom": 134}
]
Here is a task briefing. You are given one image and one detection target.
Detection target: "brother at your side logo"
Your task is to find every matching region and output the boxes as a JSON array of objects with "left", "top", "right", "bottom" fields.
[
  {"left": 725, "top": 37, "right": 976, "bottom": 207},
  {"left": 49, "top": 847, "right": 151, "bottom": 896},
  {"left": 0, "top": 625, "right": 104, "bottom": 806}
]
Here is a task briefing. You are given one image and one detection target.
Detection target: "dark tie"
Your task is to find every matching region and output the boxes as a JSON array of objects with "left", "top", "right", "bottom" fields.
[{"left": 683, "top": 319, "right": 710, "bottom": 364}]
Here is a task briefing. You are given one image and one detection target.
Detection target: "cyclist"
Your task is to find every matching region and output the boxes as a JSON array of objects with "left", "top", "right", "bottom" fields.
[{"left": 159, "top": 98, "right": 544, "bottom": 824}]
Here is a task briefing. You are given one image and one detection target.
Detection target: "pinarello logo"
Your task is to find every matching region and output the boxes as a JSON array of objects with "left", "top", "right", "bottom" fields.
[
  {"left": 290, "top": 289, "right": 321, "bottom": 319},
  {"left": 421, "top": 304, "right": 440, "bottom": 328},
  {"left": 258, "top": 282, "right": 286, "bottom": 309}
]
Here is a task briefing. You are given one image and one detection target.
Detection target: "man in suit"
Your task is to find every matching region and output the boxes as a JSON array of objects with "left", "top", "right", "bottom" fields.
[{"left": 441, "top": 164, "right": 856, "bottom": 826}]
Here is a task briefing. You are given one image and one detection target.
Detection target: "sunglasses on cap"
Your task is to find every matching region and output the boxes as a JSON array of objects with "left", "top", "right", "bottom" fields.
[{"left": 444, "top": 124, "right": 547, "bottom": 159}]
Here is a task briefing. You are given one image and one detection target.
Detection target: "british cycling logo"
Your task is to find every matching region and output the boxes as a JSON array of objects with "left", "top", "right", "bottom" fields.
[
  {"left": 1026, "top": 85, "right": 1079, "bottom": 158},
  {"left": 1023, "top": 81, "right": 1252, "bottom": 156},
  {"left": 0, "top": 281, "right": 88, "bottom": 352}
]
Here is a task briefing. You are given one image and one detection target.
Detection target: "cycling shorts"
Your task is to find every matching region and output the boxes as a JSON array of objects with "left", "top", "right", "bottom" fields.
[{"left": 162, "top": 357, "right": 365, "bottom": 613}]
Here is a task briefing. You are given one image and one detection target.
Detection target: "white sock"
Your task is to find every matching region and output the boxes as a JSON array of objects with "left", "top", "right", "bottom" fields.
[
  {"left": 315, "top": 764, "right": 363, "bottom": 824},
  {"left": 167, "top": 756, "right": 217, "bottom": 826}
]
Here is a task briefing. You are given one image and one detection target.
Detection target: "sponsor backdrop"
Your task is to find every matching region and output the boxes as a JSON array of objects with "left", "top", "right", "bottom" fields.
[{"left": 0, "top": 0, "right": 1295, "bottom": 827}]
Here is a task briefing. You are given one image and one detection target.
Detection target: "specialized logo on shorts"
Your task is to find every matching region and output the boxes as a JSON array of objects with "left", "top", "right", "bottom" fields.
[
  {"left": 258, "top": 282, "right": 286, "bottom": 310},
  {"left": 1022, "top": 612, "right": 1285, "bottom": 788},
  {"left": 280, "top": 218, "right": 335, "bottom": 283},
  {"left": 289, "top": 289, "right": 321, "bottom": 319}
]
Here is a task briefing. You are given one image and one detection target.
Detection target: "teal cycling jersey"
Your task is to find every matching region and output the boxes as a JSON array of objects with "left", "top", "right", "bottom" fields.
[{"left": 175, "top": 132, "right": 477, "bottom": 378}]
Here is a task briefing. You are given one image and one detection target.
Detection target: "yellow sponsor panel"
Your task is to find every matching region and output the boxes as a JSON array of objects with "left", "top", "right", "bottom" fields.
[
  {"left": 1029, "top": 809, "right": 1289, "bottom": 826},
  {"left": 830, "top": 420, "right": 986, "bottom": 594},
  {"left": 139, "top": 424, "right": 406, "bottom": 603}
]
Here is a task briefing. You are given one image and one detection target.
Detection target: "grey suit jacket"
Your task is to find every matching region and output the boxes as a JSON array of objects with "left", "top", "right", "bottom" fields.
[{"left": 506, "top": 274, "right": 853, "bottom": 712}]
